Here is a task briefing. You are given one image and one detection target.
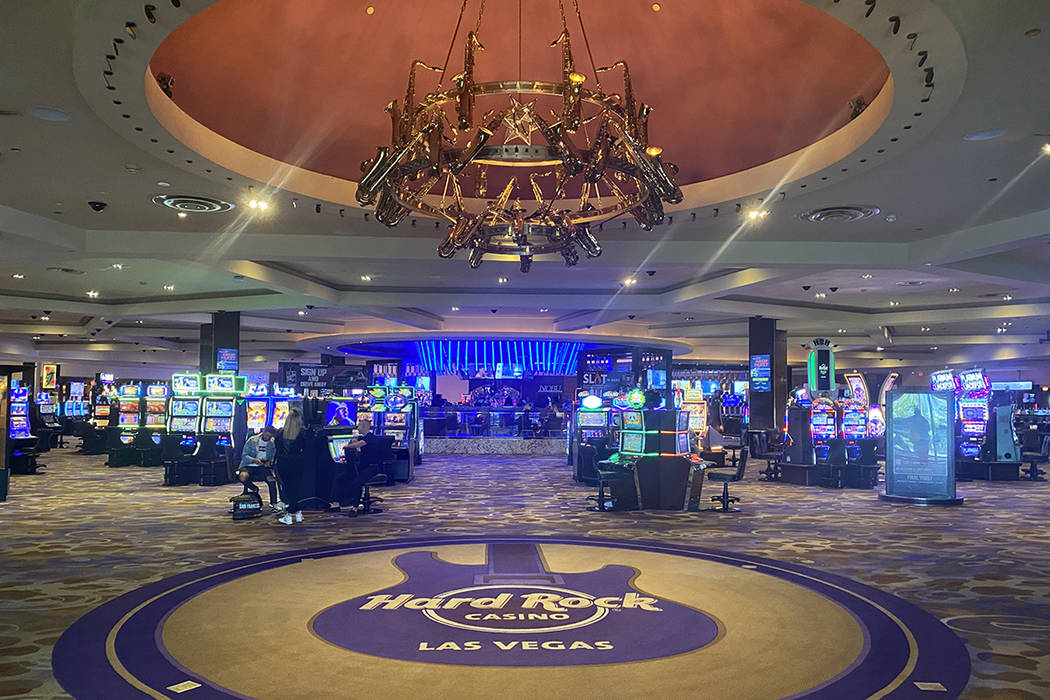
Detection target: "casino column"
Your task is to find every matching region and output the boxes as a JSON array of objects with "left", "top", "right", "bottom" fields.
[
  {"left": 747, "top": 317, "right": 787, "bottom": 431},
  {"left": 199, "top": 312, "right": 240, "bottom": 374}
]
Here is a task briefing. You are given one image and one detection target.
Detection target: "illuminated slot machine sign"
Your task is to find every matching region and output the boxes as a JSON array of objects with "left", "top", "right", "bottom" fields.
[
  {"left": 840, "top": 402, "right": 869, "bottom": 439},
  {"left": 929, "top": 370, "right": 961, "bottom": 394},
  {"left": 867, "top": 406, "right": 886, "bottom": 437},
  {"left": 956, "top": 369, "right": 990, "bottom": 437},
  {"left": 809, "top": 400, "right": 837, "bottom": 441},
  {"left": 271, "top": 384, "right": 299, "bottom": 430},
  {"left": 681, "top": 390, "right": 708, "bottom": 435}
]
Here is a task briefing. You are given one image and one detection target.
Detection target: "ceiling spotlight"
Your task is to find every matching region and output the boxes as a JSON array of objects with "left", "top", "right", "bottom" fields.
[
  {"left": 876, "top": 346, "right": 885, "bottom": 351},
  {"left": 86, "top": 290, "right": 99, "bottom": 298},
  {"left": 539, "top": 308, "right": 549, "bottom": 312},
  {"left": 1043, "top": 143, "right": 1050, "bottom": 155},
  {"left": 450, "top": 306, "right": 460, "bottom": 311},
  {"left": 249, "top": 199, "right": 270, "bottom": 210},
  {"left": 837, "top": 328, "right": 846, "bottom": 333},
  {"left": 156, "top": 181, "right": 170, "bottom": 187},
  {"left": 163, "top": 284, "right": 174, "bottom": 291},
  {"left": 498, "top": 277, "right": 509, "bottom": 284},
  {"left": 948, "top": 287, "right": 960, "bottom": 294},
  {"left": 889, "top": 300, "right": 900, "bottom": 306},
  {"left": 861, "top": 273, "right": 873, "bottom": 279},
  {"left": 930, "top": 346, "right": 938, "bottom": 350},
  {"left": 112, "top": 263, "right": 124, "bottom": 270},
  {"left": 11, "top": 273, "right": 24, "bottom": 279},
  {"left": 360, "top": 275, "right": 372, "bottom": 281},
  {"left": 41, "top": 315, "right": 50, "bottom": 321},
  {"left": 297, "top": 310, "right": 307, "bottom": 316},
  {"left": 136, "top": 320, "right": 143, "bottom": 324},
  {"left": 32, "top": 336, "right": 41, "bottom": 341},
  {"left": 921, "top": 326, "right": 930, "bottom": 332},
  {"left": 1002, "top": 294, "right": 1013, "bottom": 301},
  {"left": 746, "top": 209, "right": 769, "bottom": 220},
  {"left": 814, "top": 292, "right": 826, "bottom": 299},
  {"left": 177, "top": 212, "right": 187, "bottom": 219},
  {"left": 622, "top": 277, "right": 637, "bottom": 287}
]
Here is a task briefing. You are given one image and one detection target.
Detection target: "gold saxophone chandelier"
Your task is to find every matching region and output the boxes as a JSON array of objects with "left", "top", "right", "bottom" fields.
[{"left": 356, "top": 0, "right": 682, "bottom": 273}]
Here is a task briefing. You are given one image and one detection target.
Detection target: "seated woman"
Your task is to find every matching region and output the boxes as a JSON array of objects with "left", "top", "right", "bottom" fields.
[{"left": 235, "top": 428, "right": 279, "bottom": 512}]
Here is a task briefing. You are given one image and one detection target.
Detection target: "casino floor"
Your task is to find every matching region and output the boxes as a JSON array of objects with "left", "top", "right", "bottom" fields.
[{"left": 4, "top": 450, "right": 1049, "bottom": 699}]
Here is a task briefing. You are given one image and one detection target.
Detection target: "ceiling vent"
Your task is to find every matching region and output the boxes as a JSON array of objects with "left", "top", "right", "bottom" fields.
[
  {"left": 151, "top": 194, "right": 235, "bottom": 213},
  {"left": 798, "top": 206, "right": 880, "bottom": 223},
  {"left": 47, "top": 266, "right": 86, "bottom": 275},
  {"left": 895, "top": 280, "right": 926, "bottom": 287}
]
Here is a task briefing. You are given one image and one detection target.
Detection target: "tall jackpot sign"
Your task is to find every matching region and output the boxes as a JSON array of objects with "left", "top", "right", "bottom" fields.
[{"left": 806, "top": 338, "right": 835, "bottom": 395}]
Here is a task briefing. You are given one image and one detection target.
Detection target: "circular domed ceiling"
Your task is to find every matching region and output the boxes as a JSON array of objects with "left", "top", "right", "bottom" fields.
[{"left": 149, "top": 0, "right": 888, "bottom": 195}]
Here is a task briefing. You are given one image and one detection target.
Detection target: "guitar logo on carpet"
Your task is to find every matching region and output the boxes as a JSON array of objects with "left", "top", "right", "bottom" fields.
[{"left": 312, "top": 543, "right": 720, "bottom": 666}]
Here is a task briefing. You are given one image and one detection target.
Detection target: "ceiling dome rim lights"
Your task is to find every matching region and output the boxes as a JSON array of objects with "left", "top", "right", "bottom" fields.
[{"left": 70, "top": 0, "right": 966, "bottom": 226}]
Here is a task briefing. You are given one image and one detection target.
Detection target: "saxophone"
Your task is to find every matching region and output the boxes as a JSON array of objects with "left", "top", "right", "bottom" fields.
[{"left": 551, "top": 29, "right": 583, "bottom": 133}]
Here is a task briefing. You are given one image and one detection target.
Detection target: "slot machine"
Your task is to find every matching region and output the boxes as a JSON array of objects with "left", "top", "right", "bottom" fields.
[
  {"left": 201, "top": 374, "right": 238, "bottom": 449},
  {"left": 808, "top": 398, "right": 838, "bottom": 463},
  {"left": 356, "top": 385, "right": 417, "bottom": 481},
  {"left": 34, "top": 391, "right": 61, "bottom": 432},
  {"left": 168, "top": 373, "right": 203, "bottom": 446},
  {"left": 142, "top": 383, "right": 169, "bottom": 443},
  {"left": 270, "top": 384, "right": 300, "bottom": 430},
  {"left": 839, "top": 399, "right": 869, "bottom": 463},
  {"left": 954, "top": 369, "right": 989, "bottom": 460},
  {"left": 9, "top": 384, "right": 32, "bottom": 440},
  {"left": 680, "top": 389, "right": 708, "bottom": 441},
  {"left": 116, "top": 384, "right": 143, "bottom": 445},
  {"left": 243, "top": 382, "right": 270, "bottom": 434}
]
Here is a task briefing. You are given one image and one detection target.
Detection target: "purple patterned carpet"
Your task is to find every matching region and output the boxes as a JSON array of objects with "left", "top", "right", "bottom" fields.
[{"left": 2, "top": 448, "right": 1049, "bottom": 698}]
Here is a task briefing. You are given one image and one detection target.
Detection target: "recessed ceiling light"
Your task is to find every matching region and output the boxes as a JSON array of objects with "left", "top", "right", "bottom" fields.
[
  {"left": 622, "top": 277, "right": 637, "bottom": 287},
  {"left": 360, "top": 275, "right": 372, "bottom": 281},
  {"left": 41, "top": 315, "right": 50, "bottom": 321},
  {"left": 156, "top": 181, "right": 171, "bottom": 187},
  {"left": 298, "top": 310, "right": 307, "bottom": 316},
  {"left": 1025, "top": 28, "right": 1041, "bottom": 37},
  {"left": 112, "top": 263, "right": 123, "bottom": 270},
  {"left": 177, "top": 212, "right": 187, "bottom": 219},
  {"left": 366, "top": 5, "right": 375, "bottom": 14},
  {"left": 837, "top": 328, "right": 846, "bottom": 333},
  {"left": 746, "top": 209, "right": 769, "bottom": 220},
  {"left": 1002, "top": 294, "right": 1013, "bottom": 301},
  {"left": 32, "top": 336, "right": 40, "bottom": 340},
  {"left": 1042, "top": 143, "right": 1050, "bottom": 155},
  {"left": 86, "top": 290, "right": 99, "bottom": 298},
  {"left": 930, "top": 346, "right": 938, "bottom": 350},
  {"left": 498, "top": 277, "right": 509, "bottom": 284},
  {"left": 28, "top": 105, "right": 71, "bottom": 122},
  {"left": 885, "top": 214, "right": 898, "bottom": 222},
  {"left": 963, "top": 128, "right": 1007, "bottom": 141},
  {"left": 861, "top": 273, "right": 873, "bottom": 279},
  {"left": 539, "top": 308, "right": 548, "bottom": 312},
  {"left": 948, "top": 287, "right": 960, "bottom": 294},
  {"left": 651, "top": 3, "right": 661, "bottom": 11},
  {"left": 163, "top": 284, "right": 174, "bottom": 291},
  {"left": 136, "top": 320, "right": 143, "bottom": 324},
  {"left": 450, "top": 306, "right": 460, "bottom": 311},
  {"left": 814, "top": 292, "right": 826, "bottom": 299},
  {"left": 876, "top": 346, "right": 885, "bottom": 351},
  {"left": 889, "top": 300, "right": 900, "bottom": 306},
  {"left": 11, "top": 273, "right": 23, "bottom": 279},
  {"left": 248, "top": 199, "right": 270, "bottom": 210}
]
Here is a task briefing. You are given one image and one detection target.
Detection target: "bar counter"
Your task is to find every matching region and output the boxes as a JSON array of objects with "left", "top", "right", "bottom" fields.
[{"left": 421, "top": 407, "right": 568, "bottom": 455}]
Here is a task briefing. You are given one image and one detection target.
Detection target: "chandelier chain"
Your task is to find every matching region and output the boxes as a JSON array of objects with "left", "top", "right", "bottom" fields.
[
  {"left": 439, "top": 0, "right": 471, "bottom": 85},
  {"left": 572, "top": 0, "right": 601, "bottom": 90}
]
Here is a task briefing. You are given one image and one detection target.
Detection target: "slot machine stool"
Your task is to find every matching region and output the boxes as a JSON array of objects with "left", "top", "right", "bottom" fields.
[
  {"left": 359, "top": 473, "right": 387, "bottom": 514},
  {"left": 586, "top": 463, "right": 630, "bottom": 512},
  {"left": 704, "top": 448, "right": 748, "bottom": 513}
]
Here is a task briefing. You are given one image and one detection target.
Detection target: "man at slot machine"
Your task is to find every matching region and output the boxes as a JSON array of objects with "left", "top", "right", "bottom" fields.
[{"left": 338, "top": 417, "right": 383, "bottom": 515}]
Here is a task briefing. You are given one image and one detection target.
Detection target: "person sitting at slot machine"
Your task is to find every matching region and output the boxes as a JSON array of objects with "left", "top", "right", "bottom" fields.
[
  {"left": 341, "top": 418, "right": 382, "bottom": 515},
  {"left": 235, "top": 428, "right": 278, "bottom": 511}
]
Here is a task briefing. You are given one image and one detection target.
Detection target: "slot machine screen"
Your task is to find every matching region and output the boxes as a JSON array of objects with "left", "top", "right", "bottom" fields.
[
  {"left": 119, "top": 401, "right": 139, "bottom": 413},
  {"left": 207, "top": 400, "right": 234, "bottom": 417},
  {"left": 387, "top": 429, "right": 406, "bottom": 443},
  {"left": 119, "top": 385, "right": 141, "bottom": 398},
  {"left": 95, "top": 404, "right": 110, "bottom": 418},
  {"left": 119, "top": 413, "right": 138, "bottom": 426},
  {"left": 578, "top": 411, "right": 607, "bottom": 427},
  {"left": 145, "top": 414, "right": 166, "bottom": 428},
  {"left": 621, "top": 411, "right": 643, "bottom": 429},
  {"left": 324, "top": 400, "right": 357, "bottom": 427},
  {"left": 171, "top": 400, "right": 199, "bottom": 416},
  {"left": 204, "top": 416, "right": 232, "bottom": 433},
  {"left": 70, "top": 381, "right": 85, "bottom": 396},
  {"left": 170, "top": 417, "right": 198, "bottom": 433},
  {"left": 385, "top": 412, "right": 407, "bottom": 428},
  {"left": 328, "top": 436, "right": 354, "bottom": 463},
  {"left": 206, "top": 375, "right": 235, "bottom": 393},
  {"left": 10, "top": 416, "right": 29, "bottom": 434},
  {"left": 246, "top": 400, "right": 268, "bottom": 430},
  {"left": 609, "top": 412, "right": 623, "bottom": 427},
  {"left": 11, "top": 403, "right": 26, "bottom": 416},
  {"left": 842, "top": 410, "right": 867, "bottom": 439},
  {"left": 676, "top": 411, "right": 690, "bottom": 431},
  {"left": 145, "top": 400, "right": 166, "bottom": 413},
  {"left": 676, "top": 431, "right": 690, "bottom": 454},
  {"left": 147, "top": 385, "right": 169, "bottom": 398},
  {"left": 620, "top": 432, "right": 644, "bottom": 454},
  {"left": 810, "top": 408, "right": 836, "bottom": 440},
  {"left": 272, "top": 401, "right": 289, "bottom": 429},
  {"left": 699, "top": 381, "right": 719, "bottom": 397},
  {"left": 173, "top": 374, "right": 201, "bottom": 394}
]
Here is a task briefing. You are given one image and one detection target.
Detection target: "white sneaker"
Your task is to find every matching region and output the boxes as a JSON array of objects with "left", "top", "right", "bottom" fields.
[
  {"left": 277, "top": 514, "right": 293, "bottom": 525},
  {"left": 294, "top": 511, "right": 303, "bottom": 523}
]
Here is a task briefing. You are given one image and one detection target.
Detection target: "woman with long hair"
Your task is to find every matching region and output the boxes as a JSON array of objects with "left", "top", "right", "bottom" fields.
[{"left": 275, "top": 407, "right": 307, "bottom": 525}]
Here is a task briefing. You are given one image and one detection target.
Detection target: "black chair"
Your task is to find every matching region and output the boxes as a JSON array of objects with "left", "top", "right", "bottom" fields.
[
  {"left": 133, "top": 429, "right": 162, "bottom": 467},
  {"left": 544, "top": 415, "right": 564, "bottom": 438},
  {"left": 749, "top": 430, "right": 782, "bottom": 481},
  {"left": 194, "top": 435, "right": 229, "bottom": 486},
  {"left": 1021, "top": 434, "right": 1049, "bottom": 481},
  {"left": 705, "top": 447, "right": 748, "bottom": 513},
  {"left": 161, "top": 434, "right": 199, "bottom": 486},
  {"left": 356, "top": 436, "right": 395, "bottom": 514},
  {"left": 587, "top": 460, "right": 632, "bottom": 512}
]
